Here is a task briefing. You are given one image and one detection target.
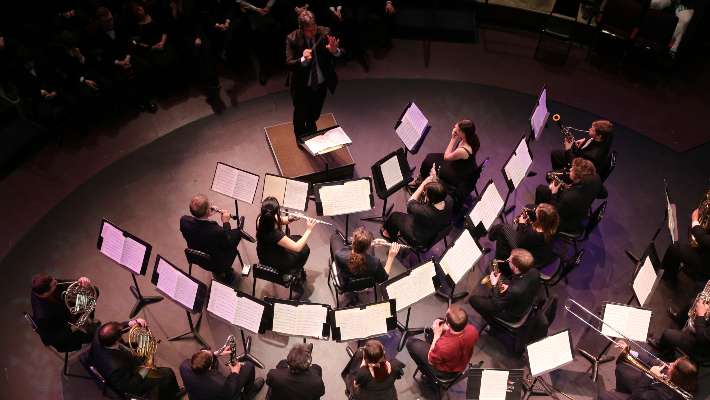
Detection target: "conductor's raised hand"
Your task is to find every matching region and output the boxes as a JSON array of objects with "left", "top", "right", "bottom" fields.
[
  {"left": 303, "top": 48, "right": 313, "bottom": 62},
  {"left": 326, "top": 35, "right": 339, "bottom": 54},
  {"left": 305, "top": 217, "right": 318, "bottom": 229}
]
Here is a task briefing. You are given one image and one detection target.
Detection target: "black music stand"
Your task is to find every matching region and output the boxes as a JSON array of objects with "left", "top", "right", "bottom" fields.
[
  {"left": 395, "top": 101, "right": 431, "bottom": 157},
  {"left": 625, "top": 178, "right": 675, "bottom": 264},
  {"left": 362, "top": 148, "right": 413, "bottom": 223},
  {"left": 434, "top": 232, "right": 484, "bottom": 304},
  {"left": 501, "top": 135, "right": 534, "bottom": 218},
  {"left": 210, "top": 162, "right": 260, "bottom": 243},
  {"left": 314, "top": 177, "right": 375, "bottom": 238},
  {"left": 263, "top": 298, "right": 332, "bottom": 345},
  {"left": 467, "top": 368, "right": 524, "bottom": 399},
  {"left": 330, "top": 299, "right": 398, "bottom": 343},
  {"left": 463, "top": 179, "right": 505, "bottom": 240}
]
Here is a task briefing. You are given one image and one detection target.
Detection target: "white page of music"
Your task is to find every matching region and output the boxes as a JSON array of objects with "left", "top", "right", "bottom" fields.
[
  {"left": 527, "top": 331, "right": 573, "bottom": 376},
  {"left": 120, "top": 237, "right": 146, "bottom": 274},
  {"left": 232, "top": 170, "right": 259, "bottom": 203},
  {"left": 531, "top": 90, "right": 548, "bottom": 140},
  {"left": 262, "top": 175, "right": 287, "bottom": 204},
  {"left": 396, "top": 117, "right": 419, "bottom": 151},
  {"left": 212, "top": 163, "right": 239, "bottom": 198},
  {"left": 601, "top": 304, "right": 652, "bottom": 342},
  {"left": 100, "top": 222, "right": 125, "bottom": 265},
  {"left": 633, "top": 257, "right": 657, "bottom": 307},
  {"left": 468, "top": 183, "right": 504, "bottom": 231},
  {"left": 336, "top": 302, "right": 391, "bottom": 341},
  {"left": 504, "top": 139, "right": 532, "bottom": 188},
  {"left": 407, "top": 103, "right": 428, "bottom": 133},
  {"left": 272, "top": 303, "right": 328, "bottom": 338},
  {"left": 439, "top": 230, "right": 482, "bottom": 284},
  {"left": 207, "top": 281, "right": 238, "bottom": 324},
  {"left": 283, "top": 179, "right": 309, "bottom": 211},
  {"left": 324, "top": 126, "right": 351, "bottom": 147},
  {"left": 233, "top": 296, "right": 265, "bottom": 333},
  {"left": 319, "top": 180, "right": 371, "bottom": 216},
  {"left": 173, "top": 273, "right": 199, "bottom": 310},
  {"left": 480, "top": 369, "right": 509, "bottom": 400},
  {"left": 156, "top": 258, "right": 179, "bottom": 298},
  {"left": 380, "top": 155, "right": 404, "bottom": 191},
  {"left": 386, "top": 261, "right": 437, "bottom": 311}
]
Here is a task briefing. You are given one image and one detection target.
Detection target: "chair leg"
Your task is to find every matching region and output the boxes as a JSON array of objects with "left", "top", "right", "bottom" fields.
[
  {"left": 236, "top": 250, "right": 244, "bottom": 268},
  {"left": 252, "top": 277, "right": 257, "bottom": 297},
  {"left": 63, "top": 352, "right": 69, "bottom": 376}
]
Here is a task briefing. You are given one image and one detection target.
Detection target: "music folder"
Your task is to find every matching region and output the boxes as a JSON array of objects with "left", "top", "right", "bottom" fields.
[
  {"left": 301, "top": 125, "right": 352, "bottom": 156},
  {"left": 150, "top": 255, "right": 206, "bottom": 313},
  {"left": 529, "top": 86, "right": 549, "bottom": 141},
  {"left": 206, "top": 281, "right": 269, "bottom": 334},
  {"left": 632, "top": 244, "right": 662, "bottom": 307},
  {"left": 394, "top": 101, "right": 430, "bottom": 154},
  {"left": 263, "top": 298, "right": 331, "bottom": 340},
  {"left": 97, "top": 219, "right": 152, "bottom": 276},
  {"left": 330, "top": 299, "right": 397, "bottom": 342},
  {"left": 502, "top": 135, "right": 533, "bottom": 191},
  {"left": 371, "top": 148, "right": 413, "bottom": 199},
  {"left": 465, "top": 180, "right": 505, "bottom": 237},
  {"left": 314, "top": 177, "right": 375, "bottom": 217},
  {"left": 438, "top": 230, "right": 483, "bottom": 285},
  {"left": 210, "top": 162, "right": 260, "bottom": 204},
  {"left": 381, "top": 259, "right": 440, "bottom": 312},
  {"left": 262, "top": 173, "right": 310, "bottom": 212},
  {"left": 526, "top": 330, "right": 574, "bottom": 377},
  {"left": 467, "top": 368, "right": 524, "bottom": 400}
]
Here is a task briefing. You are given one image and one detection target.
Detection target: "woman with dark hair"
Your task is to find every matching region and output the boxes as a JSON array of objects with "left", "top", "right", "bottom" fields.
[
  {"left": 344, "top": 339, "right": 405, "bottom": 400},
  {"left": 127, "top": 1, "right": 179, "bottom": 85},
  {"left": 256, "top": 197, "right": 317, "bottom": 296}
]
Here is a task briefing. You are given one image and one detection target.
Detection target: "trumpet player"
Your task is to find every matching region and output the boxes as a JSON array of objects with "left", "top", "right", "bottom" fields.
[
  {"left": 30, "top": 273, "right": 99, "bottom": 352},
  {"left": 180, "top": 347, "right": 264, "bottom": 400},
  {"left": 661, "top": 206, "right": 710, "bottom": 285},
  {"left": 550, "top": 119, "right": 613, "bottom": 173},
  {"left": 486, "top": 203, "right": 559, "bottom": 266},
  {"left": 88, "top": 319, "right": 182, "bottom": 400}
]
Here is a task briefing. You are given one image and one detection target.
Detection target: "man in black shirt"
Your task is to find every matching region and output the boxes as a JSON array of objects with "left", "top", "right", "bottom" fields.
[
  {"left": 653, "top": 287, "right": 710, "bottom": 366},
  {"left": 265, "top": 343, "right": 325, "bottom": 400},
  {"left": 661, "top": 206, "right": 710, "bottom": 284},
  {"left": 551, "top": 119, "right": 613, "bottom": 173},
  {"left": 180, "top": 348, "right": 264, "bottom": 400}
]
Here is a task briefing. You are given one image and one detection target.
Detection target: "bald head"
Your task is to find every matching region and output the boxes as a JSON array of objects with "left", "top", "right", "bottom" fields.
[{"left": 189, "top": 194, "right": 209, "bottom": 218}]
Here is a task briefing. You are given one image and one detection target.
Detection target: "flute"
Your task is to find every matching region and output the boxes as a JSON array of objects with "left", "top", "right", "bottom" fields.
[
  {"left": 281, "top": 210, "right": 333, "bottom": 226},
  {"left": 372, "top": 238, "right": 411, "bottom": 249}
]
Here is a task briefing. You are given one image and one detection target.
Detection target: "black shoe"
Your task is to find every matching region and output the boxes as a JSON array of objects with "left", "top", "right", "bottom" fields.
[{"left": 245, "top": 377, "right": 265, "bottom": 399}]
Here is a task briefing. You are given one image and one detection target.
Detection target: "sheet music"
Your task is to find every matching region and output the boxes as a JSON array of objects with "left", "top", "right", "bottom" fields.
[
  {"left": 439, "top": 230, "right": 482, "bottom": 284},
  {"left": 386, "top": 261, "right": 437, "bottom": 311},
  {"left": 527, "top": 331, "right": 573, "bottom": 376},
  {"left": 633, "top": 257, "right": 657, "bottom": 307},
  {"left": 395, "top": 117, "right": 419, "bottom": 151},
  {"left": 283, "top": 179, "right": 309, "bottom": 211},
  {"left": 212, "top": 163, "right": 239, "bottom": 198},
  {"left": 318, "top": 180, "right": 371, "bottom": 216},
  {"left": 120, "top": 237, "right": 147, "bottom": 274},
  {"left": 272, "top": 303, "right": 328, "bottom": 338},
  {"left": 262, "top": 175, "right": 287, "bottom": 204},
  {"left": 156, "top": 258, "right": 179, "bottom": 298},
  {"left": 480, "top": 369, "right": 509, "bottom": 400},
  {"left": 667, "top": 202, "right": 679, "bottom": 243},
  {"left": 335, "top": 302, "right": 391, "bottom": 341},
  {"left": 304, "top": 126, "right": 352, "bottom": 155},
  {"left": 380, "top": 155, "right": 404, "bottom": 191},
  {"left": 531, "top": 89, "right": 548, "bottom": 140},
  {"left": 100, "top": 222, "right": 125, "bottom": 265},
  {"left": 207, "top": 281, "right": 238, "bottom": 324},
  {"left": 601, "top": 304, "right": 652, "bottom": 342},
  {"left": 504, "top": 138, "right": 532, "bottom": 189},
  {"left": 468, "top": 183, "right": 504, "bottom": 231},
  {"left": 156, "top": 259, "right": 198, "bottom": 309},
  {"left": 406, "top": 103, "right": 428, "bottom": 133},
  {"left": 232, "top": 169, "right": 259, "bottom": 203},
  {"left": 233, "top": 295, "right": 265, "bottom": 333}
]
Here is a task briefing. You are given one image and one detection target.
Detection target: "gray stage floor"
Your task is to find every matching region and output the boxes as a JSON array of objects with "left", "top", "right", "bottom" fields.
[{"left": 1, "top": 78, "right": 708, "bottom": 400}]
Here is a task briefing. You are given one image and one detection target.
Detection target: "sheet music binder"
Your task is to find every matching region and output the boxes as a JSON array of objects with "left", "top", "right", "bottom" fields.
[
  {"left": 262, "top": 173, "right": 310, "bottom": 212},
  {"left": 330, "top": 299, "right": 397, "bottom": 342},
  {"left": 371, "top": 148, "right": 413, "bottom": 199},
  {"left": 263, "top": 298, "right": 332, "bottom": 340},
  {"left": 313, "top": 177, "right": 375, "bottom": 217},
  {"left": 501, "top": 135, "right": 534, "bottom": 192},
  {"left": 206, "top": 286, "right": 270, "bottom": 334},
  {"left": 467, "top": 368, "right": 525, "bottom": 400},
  {"left": 631, "top": 244, "right": 662, "bottom": 307},
  {"left": 394, "top": 102, "right": 431, "bottom": 154},
  {"left": 210, "top": 162, "right": 260, "bottom": 204},
  {"left": 600, "top": 302, "right": 653, "bottom": 342},
  {"left": 150, "top": 255, "right": 206, "bottom": 313},
  {"left": 465, "top": 179, "right": 504, "bottom": 238},
  {"left": 96, "top": 219, "right": 152, "bottom": 276},
  {"left": 301, "top": 124, "right": 351, "bottom": 156},
  {"left": 526, "top": 329, "right": 575, "bottom": 377},
  {"left": 380, "top": 259, "right": 441, "bottom": 312},
  {"left": 437, "top": 230, "right": 484, "bottom": 285}
]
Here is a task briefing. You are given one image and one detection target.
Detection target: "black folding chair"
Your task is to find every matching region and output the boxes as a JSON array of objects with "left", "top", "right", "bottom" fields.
[{"left": 22, "top": 311, "right": 90, "bottom": 379}]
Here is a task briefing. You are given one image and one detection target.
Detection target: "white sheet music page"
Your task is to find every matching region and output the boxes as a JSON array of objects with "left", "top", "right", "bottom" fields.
[
  {"left": 173, "top": 274, "right": 199, "bottom": 310},
  {"left": 527, "top": 331, "right": 573, "bottom": 376},
  {"left": 211, "top": 163, "right": 239, "bottom": 198},
  {"left": 262, "top": 175, "right": 287, "bottom": 204},
  {"left": 667, "top": 202, "right": 679, "bottom": 243},
  {"left": 439, "top": 230, "right": 482, "bottom": 284},
  {"left": 272, "top": 303, "right": 328, "bottom": 338},
  {"left": 319, "top": 180, "right": 371, "bottom": 216},
  {"left": 406, "top": 102, "right": 429, "bottom": 133},
  {"left": 504, "top": 139, "right": 532, "bottom": 188},
  {"left": 380, "top": 155, "right": 404, "bottom": 191},
  {"left": 304, "top": 126, "right": 352, "bottom": 155},
  {"left": 100, "top": 222, "right": 125, "bottom": 265},
  {"left": 531, "top": 89, "right": 548, "bottom": 140},
  {"left": 633, "top": 257, "right": 657, "bottom": 307},
  {"left": 601, "top": 304, "right": 652, "bottom": 342},
  {"left": 156, "top": 258, "right": 179, "bottom": 298},
  {"left": 386, "top": 261, "right": 437, "bottom": 311},
  {"left": 232, "top": 170, "right": 259, "bottom": 203},
  {"left": 468, "top": 183, "right": 504, "bottom": 231},
  {"left": 395, "top": 117, "right": 419, "bottom": 151},
  {"left": 233, "top": 295, "right": 265, "bottom": 333},
  {"left": 480, "top": 369, "right": 509, "bottom": 400},
  {"left": 283, "top": 179, "right": 309, "bottom": 211},
  {"left": 207, "top": 281, "right": 238, "bottom": 324},
  {"left": 335, "top": 302, "right": 391, "bottom": 341},
  {"left": 120, "top": 237, "right": 147, "bottom": 274}
]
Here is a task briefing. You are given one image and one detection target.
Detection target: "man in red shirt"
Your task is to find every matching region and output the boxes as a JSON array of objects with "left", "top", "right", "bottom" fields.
[{"left": 406, "top": 304, "right": 479, "bottom": 380}]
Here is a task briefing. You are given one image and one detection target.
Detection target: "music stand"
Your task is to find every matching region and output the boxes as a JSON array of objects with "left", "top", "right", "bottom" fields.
[
  {"left": 435, "top": 230, "right": 484, "bottom": 303},
  {"left": 210, "top": 162, "right": 260, "bottom": 242},
  {"left": 529, "top": 86, "right": 549, "bottom": 142},
  {"left": 330, "top": 299, "right": 397, "bottom": 342},
  {"left": 524, "top": 330, "right": 575, "bottom": 399},
  {"left": 151, "top": 255, "right": 208, "bottom": 346},
  {"left": 381, "top": 259, "right": 440, "bottom": 351},
  {"left": 467, "top": 368, "right": 524, "bottom": 400},
  {"left": 362, "top": 148, "right": 413, "bottom": 223},
  {"left": 464, "top": 179, "right": 505, "bottom": 240},
  {"left": 395, "top": 101, "right": 431, "bottom": 156},
  {"left": 97, "top": 219, "right": 163, "bottom": 318},
  {"left": 314, "top": 177, "right": 374, "bottom": 238},
  {"left": 262, "top": 173, "right": 310, "bottom": 212},
  {"left": 501, "top": 135, "right": 534, "bottom": 218},
  {"left": 263, "top": 298, "right": 331, "bottom": 344}
]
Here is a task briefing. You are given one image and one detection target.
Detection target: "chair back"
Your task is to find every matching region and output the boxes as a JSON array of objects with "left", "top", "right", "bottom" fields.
[
  {"left": 23, "top": 312, "right": 38, "bottom": 332},
  {"left": 184, "top": 248, "right": 214, "bottom": 272},
  {"left": 600, "top": 150, "right": 617, "bottom": 182},
  {"left": 584, "top": 200, "right": 607, "bottom": 239},
  {"left": 599, "top": 0, "right": 644, "bottom": 36},
  {"left": 253, "top": 264, "right": 282, "bottom": 283}
]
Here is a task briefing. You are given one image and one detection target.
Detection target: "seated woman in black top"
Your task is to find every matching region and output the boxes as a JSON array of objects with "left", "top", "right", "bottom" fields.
[
  {"left": 487, "top": 203, "right": 559, "bottom": 267},
  {"left": 256, "top": 197, "right": 317, "bottom": 296},
  {"left": 330, "top": 227, "right": 401, "bottom": 292},
  {"left": 382, "top": 176, "right": 453, "bottom": 247},
  {"left": 344, "top": 339, "right": 405, "bottom": 400}
]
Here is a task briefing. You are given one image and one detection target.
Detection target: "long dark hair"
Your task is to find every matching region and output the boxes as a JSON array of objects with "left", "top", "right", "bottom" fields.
[
  {"left": 533, "top": 203, "right": 559, "bottom": 242},
  {"left": 256, "top": 197, "right": 282, "bottom": 239},
  {"left": 348, "top": 227, "right": 373, "bottom": 274},
  {"left": 457, "top": 119, "right": 480, "bottom": 155}
]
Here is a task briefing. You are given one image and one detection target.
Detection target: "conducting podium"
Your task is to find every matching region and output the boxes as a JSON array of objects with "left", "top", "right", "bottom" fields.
[
  {"left": 314, "top": 177, "right": 374, "bottom": 238},
  {"left": 362, "top": 148, "right": 413, "bottom": 223},
  {"left": 330, "top": 299, "right": 397, "bottom": 342},
  {"left": 263, "top": 298, "right": 332, "bottom": 343}
]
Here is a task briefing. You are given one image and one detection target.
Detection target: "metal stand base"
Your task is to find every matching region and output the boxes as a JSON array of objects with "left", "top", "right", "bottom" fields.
[
  {"left": 578, "top": 348, "right": 615, "bottom": 382},
  {"left": 396, "top": 308, "right": 425, "bottom": 351},
  {"left": 237, "top": 330, "right": 265, "bottom": 369},
  {"left": 168, "top": 310, "right": 206, "bottom": 347},
  {"left": 128, "top": 284, "right": 163, "bottom": 318}
]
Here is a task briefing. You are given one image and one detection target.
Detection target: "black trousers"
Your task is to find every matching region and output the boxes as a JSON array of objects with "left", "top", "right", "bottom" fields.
[
  {"left": 468, "top": 287, "right": 500, "bottom": 326},
  {"left": 292, "top": 84, "right": 327, "bottom": 138},
  {"left": 142, "top": 367, "right": 181, "bottom": 400},
  {"left": 658, "top": 326, "right": 710, "bottom": 363},
  {"left": 232, "top": 361, "right": 258, "bottom": 397},
  {"left": 550, "top": 149, "right": 570, "bottom": 170},
  {"left": 662, "top": 242, "right": 710, "bottom": 282},
  {"left": 406, "top": 336, "right": 459, "bottom": 380},
  {"left": 488, "top": 223, "right": 519, "bottom": 260},
  {"left": 383, "top": 211, "right": 420, "bottom": 245}
]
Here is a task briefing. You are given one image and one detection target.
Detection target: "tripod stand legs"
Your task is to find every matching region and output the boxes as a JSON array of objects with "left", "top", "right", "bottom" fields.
[
  {"left": 578, "top": 348, "right": 615, "bottom": 382},
  {"left": 128, "top": 283, "right": 163, "bottom": 318},
  {"left": 168, "top": 311, "right": 207, "bottom": 347},
  {"left": 237, "top": 330, "right": 265, "bottom": 369},
  {"left": 396, "top": 308, "right": 424, "bottom": 352}
]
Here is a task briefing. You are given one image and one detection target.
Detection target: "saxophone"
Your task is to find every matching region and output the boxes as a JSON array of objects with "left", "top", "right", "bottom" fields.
[
  {"left": 687, "top": 280, "right": 710, "bottom": 332},
  {"left": 480, "top": 259, "right": 508, "bottom": 295},
  {"left": 689, "top": 189, "right": 710, "bottom": 248}
]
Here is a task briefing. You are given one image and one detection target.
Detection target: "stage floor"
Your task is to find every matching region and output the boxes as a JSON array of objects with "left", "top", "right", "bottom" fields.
[{"left": 2, "top": 79, "right": 708, "bottom": 399}]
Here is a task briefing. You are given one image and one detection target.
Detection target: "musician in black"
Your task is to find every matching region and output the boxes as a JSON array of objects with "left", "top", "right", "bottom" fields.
[
  {"left": 486, "top": 203, "right": 559, "bottom": 266},
  {"left": 30, "top": 273, "right": 99, "bottom": 352},
  {"left": 661, "top": 207, "right": 710, "bottom": 284},
  {"left": 535, "top": 157, "right": 605, "bottom": 234},
  {"left": 551, "top": 119, "right": 613, "bottom": 173},
  {"left": 265, "top": 343, "right": 325, "bottom": 400},
  {"left": 180, "top": 194, "right": 242, "bottom": 285},
  {"left": 468, "top": 248, "right": 542, "bottom": 324},
  {"left": 180, "top": 348, "right": 264, "bottom": 400},
  {"left": 652, "top": 289, "right": 710, "bottom": 365},
  {"left": 599, "top": 341, "right": 697, "bottom": 400}
]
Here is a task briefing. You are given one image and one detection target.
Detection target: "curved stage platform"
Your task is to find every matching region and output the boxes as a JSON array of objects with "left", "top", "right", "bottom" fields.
[{"left": 2, "top": 78, "right": 708, "bottom": 399}]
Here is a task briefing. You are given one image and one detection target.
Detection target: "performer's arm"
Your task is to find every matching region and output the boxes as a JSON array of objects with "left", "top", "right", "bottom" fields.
[
  {"left": 691, "top": 300, "right": 710, "bottom": 344},
  {"left": 276, "top": 218, "right": 317, "bottom": 252}
]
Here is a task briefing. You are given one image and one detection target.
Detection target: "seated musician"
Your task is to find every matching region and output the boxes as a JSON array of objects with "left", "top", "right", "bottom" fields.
[
  {"left": 180, "top": 194, "right": 243, "bottom": 284},
  {"left": 256, "top": 197, "right": 317, "bottom": 298},
  {"left": 661, "top": 206, "right": 710, "bottom": 284},
  {"left": 382, "top": 175, "right": 453, "bottom": 247},
  {"left": 88, "top": 319, "right": 182, "bottom": 400},
  {"left": 405, "top": 305, "right": 479, "bottom": 379},
  {"left": 266, "top": 343, "right": 325, "bottom": 400},
  {"left": 180, "top": 348, "right": 264, "bottom": 400},
  {"left": 468, "top": 248, "right": 542, "bottom": 325},
  {"left": 330, "top": 227, "right": 400, "bottom": 292},
  {"left": 599, "top": 340, "right": 697, "bottom": 400},
  {"left": 30, "top": 273, "right": 99, "bottom": 352},
  {"left": 551, "top": 119, "right": 613, "bottom": 173},
  {"left": 342, "top": 339, "right": 405, "bottom": 400},
  {"left": 487, "top": 203, "right": 559, "bottom": 267},
  {"left": 535, "top": 157, "right": 605, "bottom": 235}
]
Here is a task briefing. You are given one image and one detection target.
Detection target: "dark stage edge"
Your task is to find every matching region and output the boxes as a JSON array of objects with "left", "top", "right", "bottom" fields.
[{"left": 2, "top": 78, "right": 709, "bottom": 400}]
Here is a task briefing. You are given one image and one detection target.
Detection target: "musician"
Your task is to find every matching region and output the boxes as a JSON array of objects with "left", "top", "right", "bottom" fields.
[
  {"left": 550, "top": 119, "right": 613, "bottom": 173},
  {"left": 256, "top": 197, "right": 317, "bottom": 298},
  {"left": 652, "top": 289, "right": 710, "bottom": 365},
  {"left": 599, "top": 341, "right": 697, "bottom": 400},
  {"left": 88, "top": 319, "right": 182, "bottom": 400},
  {"left": 405, "top": 305, "right": 479, "bottom": 379},
  {"left": 661, "top": 207, "right": 710, "bottom": 284},
  {"left": 381, "top": 175, "right": 453, "bottom": 247},
  {"left": 487, "top": 203, "right": 559, "bottom": 266},
  {"left": 468, "top": 248, "right": 542, "bottom": 324},
  {"left": 285, "top": 10, "right": 341, "bottom": 141},
  {"left": 30, "top": 273, "right": 99, "bottom": 352},
  {"left": 535, "top": 157, "right": 605, "bottom": 234},
  {"left": 180, "top": 194, "right": 242, "bottom": 285},
  {"left": 180, "top": 348, "right": 264, "bottom": 400},
  {"left": 342, "top": 339, "right": 405, "bottom": 400},
  {"left": 265, "top": 343, "right": 325, "bottom": 400}
]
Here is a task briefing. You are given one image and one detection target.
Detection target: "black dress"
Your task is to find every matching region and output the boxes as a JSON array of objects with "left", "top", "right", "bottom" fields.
[
  {"left": 344, "top": 357, "right": 405, "bottom": 400},
  {"left": 419, "top": 148, "right": 478, "bottom": 196},
  {"left": 384, "top": 196, "right": 453, "bottom": 247},
  {"left": 488, "top": 223, "right": 555, "bottom": 266},
  {"left": 256, "top": 228, "right": 310, "bottom": 275},
  {"left": 330, "top": 234, "right": 388, "bottom": 290}
]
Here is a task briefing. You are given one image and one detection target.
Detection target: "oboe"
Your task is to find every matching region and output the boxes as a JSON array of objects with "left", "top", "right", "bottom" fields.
[
  {"left": 372, "top": 238, "right": 411, "bottom": 249},
  {"left": 281, "top": 210, "right": 334, "bottom": 226},
  {"left": 210, "top": 206, "right": 238, "bottom": 220}
]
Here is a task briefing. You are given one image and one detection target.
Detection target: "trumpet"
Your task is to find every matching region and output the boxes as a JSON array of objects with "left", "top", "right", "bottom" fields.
[
  {"left": 214, "top": 334, "right": 238, "bottom": 366},
  {"left": 480, "top": 259, "right": 508, "bottom": 295},
  {"left": 372, "top": 238, "right": 411, "bottom": 249},
  {"left": 60, "top": 280, "right": 97, "bottom": 328},
  {"left": 515, "top": 206, "right": 536, "bottom": 226},
  {"left": 281, "top": 210, "right": 333, "bottom": 226}
]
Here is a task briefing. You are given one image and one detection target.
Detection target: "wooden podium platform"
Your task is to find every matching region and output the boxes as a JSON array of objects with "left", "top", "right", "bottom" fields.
[{"left": 264, "top": 113, "right": 355, "bottom": 183}]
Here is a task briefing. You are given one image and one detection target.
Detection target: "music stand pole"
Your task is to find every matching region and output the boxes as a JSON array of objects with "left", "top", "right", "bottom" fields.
[
  {"left": 237, "top": 329, "right": 265, "bottom": 369},
  {"left": 128, "top": 273, "right": 163, "bottom": 318},
  {"left": 168, "top": 310, "right": 207, "bottom": 347},
  {"left": 396, "top": 307, "right": 425, "bottom": 351},
  {"left": 361, "top": 196, "right": 393, "bottom": 223},
  {"left": 234, "top": 199, "right": 256, "bottom": 243},
  {"left": 434, "top": 281, "right": 468, "bottom": 304}
]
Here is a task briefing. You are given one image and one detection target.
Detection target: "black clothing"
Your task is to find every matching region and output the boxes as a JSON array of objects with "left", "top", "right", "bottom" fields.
[
  {"left": 257, "top": 228, "right": 310, "bottom": 276},
  {"left": 598, "top": 352, "right": 686, "bottom": 400},
  {"left": 330, "top": 233, "right": 388, "bottom": 290},
  {"left": 551, "top": 138, "right": 612, "bottom": 172},
  {"left": 488, "top": 223, "right": 556, "bottom": 266},
  {"left": 419, "top": 150, "right": 479, "bottom": 199},
  {"left": 180, "top": 215, "right": 241, "bottom": 281},
  {"left": 266, "top": 360, "right": 325, "bottom": 400},
  {"left": 535, "top": 174, "right": 604, "bottom": 234},
  {"left": 469, "top": 268, "right": 542, "bottom": 324},
  {"left": 658, "top": 316, "right": 710, "bottom": 364},
  {"left": 180, "top": 358, "right": 257, "bottom": 400},
  {"left": 343, "top": 350, "right": 404, "bottom": 400},
  {"left": 662, "top": 226, "right": 710, "bottom": 282},
  {"left": 383, "top": 196, "right": 453, "bottom": 247}
]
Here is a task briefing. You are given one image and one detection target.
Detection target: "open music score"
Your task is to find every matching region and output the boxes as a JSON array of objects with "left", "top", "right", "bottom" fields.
[
  {"left": 207, "top": 281, "right": 265, "bottom": 334},
  {"left": 98, "top": 220, "right": 150, "bottom": 275},
  {"left": 152, "top": 256, "right": 202, "bottom": 311},
  {"left": 530, "top": 86, "right": 549, "bottom": 140},
  {"left": 380, "top": 155, "right": 404, "bottom": 191},
  {"left": 468, "top": 368, "right": 524, "bottom": 400},
  {"left": 262, "top": 174, "right": 309, "bottom": 211},
  {"left": 601, "top": 303, "right": 652, "bottom": 342},
  {"left": 480, "top": 369, "right": 509, "bottom": 400},
  {"left": 395, "top": 102, "right": 429, "bottom": 152},
  {"left": 332, "top": 300, "right": 396, "bottom": 342},
  {"left": 302, "top": 126, "right": 352, "bottom": 156},
  {"left": 315, "top": 178, "right": 373, "bottom": 217},
  {"left": 439, "top": 230, "right": 483, "bottom": 284},
  {"left": 468, "top": 180, "right": 505, "bottom": 232},
  {"left": 632, "top": 256, "right": 658, "bottom": 307},
  {"left": 269, "top": 300, "right": 331, "bottom": 340},
  {"left": 211, "top": 162, "right": 260, "bottom": 204},
  {"left": 503, "top": 136, "right": 533, "bottom": 190},
  {"left": 527, "top": 330, "right": 574, "bottom": 377},
  {"left": 383, "top": 261, "right": 438, "bottom": 312}
]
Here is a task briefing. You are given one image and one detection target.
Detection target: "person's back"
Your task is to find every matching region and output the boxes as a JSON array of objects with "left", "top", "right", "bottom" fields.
[
  {"left": 407, "top": 195, "right": 453, "bottom": 246},
  {"left": 556, "top": 174, "right": 601, "bottom": 234},
  {"left": 180, "top": 215, "right": 231, "bottom": 267},
  {"left": 428, "top": 323, "right": 478, "bottom": 374},
  {"left": 180, "top": 359, "right": 227, "bottom": 400},
  {"left": 266, "top": 343, "right": 325, "bottom": 400}
]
